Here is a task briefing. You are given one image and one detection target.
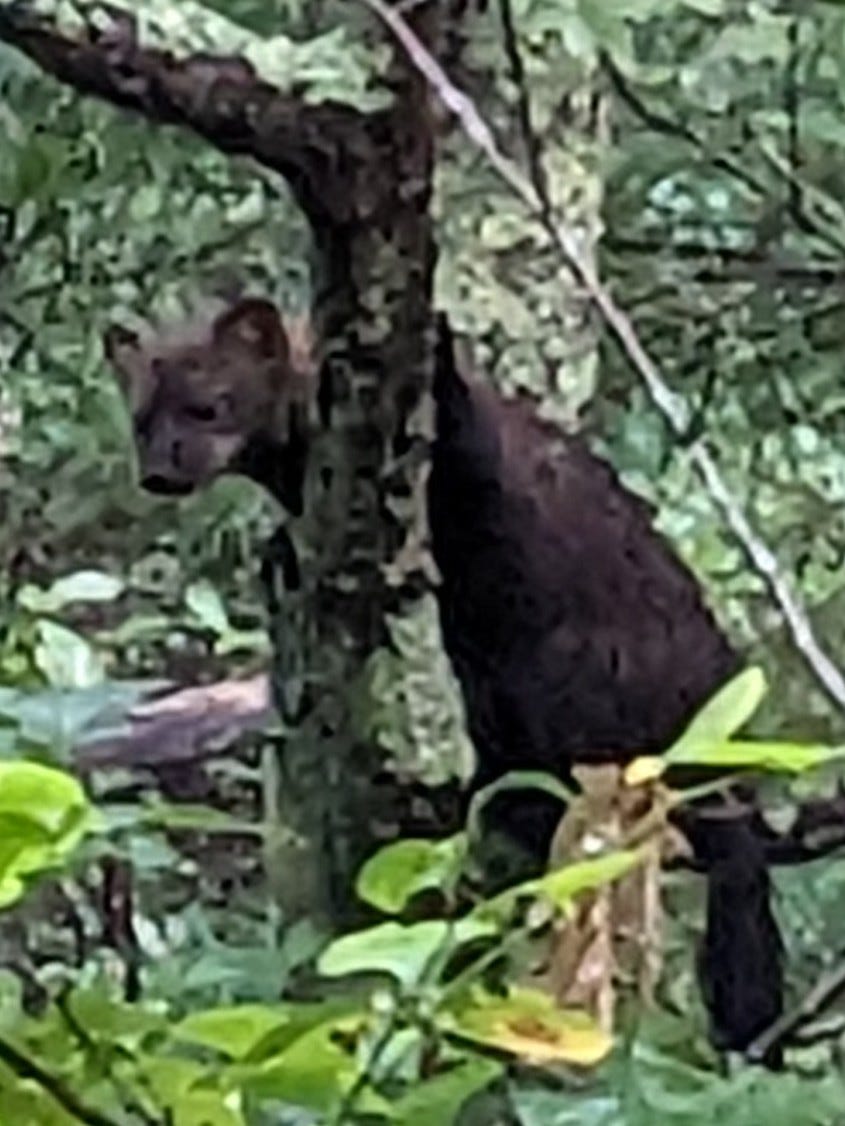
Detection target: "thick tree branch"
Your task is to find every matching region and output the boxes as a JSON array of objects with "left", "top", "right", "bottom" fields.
[
  {"left": 0, "top": 1, "right": 388, "bottom": 226},
  {"left": 76, "top": 676, "right": 273, "bottom": 771}
]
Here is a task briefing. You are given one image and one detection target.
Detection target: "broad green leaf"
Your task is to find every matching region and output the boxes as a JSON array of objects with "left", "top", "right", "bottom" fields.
[
  {"left": 1, "top": 682, "right": 152, "bottom": 755},
  {"left": 137, "top": 1055, "right": 211, "bottom": 1108},
  {"left": 171, "top": 1090, "right": 245, "bottom": 1126},
  {"left": 0, "top": 760, "right": 91, "bottom": 835},
  {"left": 0, "top": 761, "right": 97, "bottom": 906},
  {"left": 448, "top": 987, "right": 612, "bottom": 1067},
  {"left": 393, "top": 1057, "right": 503, "bottom": 1126},
  {"left": 319, "top": 919, "right": 496, "bottom": 988},
  {"left": 356, "top": 835, "right": 467, "bottom": 914},
  {"left": 536, "top": 849, "right": 643, "bottom": 908},
  {"left": 174, "top": 1005, "right": 293, "bottom": 1060},
  {"left": 34, "top": 620, "right": 105, "bottom": 688},
  {"left": 665, "top": 667, "right": 767, "bottom": 763},
  {"left": 243, "top": 1019, "right": 390, "bottom": 1116},
  {"left": 66, "top": 985, "right": 169, "bottom": 1048}
]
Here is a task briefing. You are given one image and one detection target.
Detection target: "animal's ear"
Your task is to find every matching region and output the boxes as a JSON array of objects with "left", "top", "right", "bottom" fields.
[
  {"left": 103, "top": 324, "right": 142, "bottom": 369},
  {"left": 212, "top": 298, "right": 289, "bottom": 363},
  {"left": 103, "top": 323, "right": 156, "bottom": 414}
]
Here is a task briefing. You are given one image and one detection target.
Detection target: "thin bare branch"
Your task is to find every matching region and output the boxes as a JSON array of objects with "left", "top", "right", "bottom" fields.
[
  {"left": 746, "top": 955, "right": 845, "bottom": 1062},
  {"left": 360, "top": 0, "right": 845, "bottom": 714}
]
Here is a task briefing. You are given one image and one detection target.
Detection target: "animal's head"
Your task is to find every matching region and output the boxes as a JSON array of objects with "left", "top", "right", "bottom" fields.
[{"left": 105, "top": 297, "right": 308, "bottom": 498}]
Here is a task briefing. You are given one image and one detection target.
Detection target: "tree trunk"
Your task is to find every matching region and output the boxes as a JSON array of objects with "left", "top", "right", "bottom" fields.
[{"left": 265, "top": 35, "right": 442, "bottom": 921}]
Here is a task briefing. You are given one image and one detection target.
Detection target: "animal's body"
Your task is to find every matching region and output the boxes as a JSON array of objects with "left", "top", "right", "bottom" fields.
[{"left": 106, "top": 297, "right": 783, "bottom": 1059}]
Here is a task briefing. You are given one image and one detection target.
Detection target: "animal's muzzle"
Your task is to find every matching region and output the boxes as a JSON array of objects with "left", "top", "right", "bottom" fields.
[{"left": 141, "top": 474, "right": 195, "bottom": 497}]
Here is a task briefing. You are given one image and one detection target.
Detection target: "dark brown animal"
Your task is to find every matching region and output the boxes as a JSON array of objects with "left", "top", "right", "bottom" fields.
[{"left": 106, "top": 297, "right": 782, "bottom": 1060}]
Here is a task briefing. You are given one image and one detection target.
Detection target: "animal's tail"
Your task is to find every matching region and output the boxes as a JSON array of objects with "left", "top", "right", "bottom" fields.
[{"left": 691, "top": 809, "right": 784, "bottom": 1066}]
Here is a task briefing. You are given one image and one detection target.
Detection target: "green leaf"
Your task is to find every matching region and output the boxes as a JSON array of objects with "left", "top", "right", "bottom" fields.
[
  {"left": 0, "top": 761, "right": 97, "bottom": 906},
  {"left": 243, "top": 1019, "right": 390, "bottom": 1116},
  {"left": 672, "top": 739, "right": 845, "bottom": 775},
  {"left": 536, "top": 850, "right": 644, "bottom": 908},
  {"left": 0, "top": 760, "right": 91, "bottom": 836},
  {"left": 0, "top": 682, "right": 151, "bottom": 756},
  {"left": 356, "top": 835, "right": 467, "bottom": 914},
  {"left": 185, "top": 580, "right": 232, "bottom": 636},
  {"left": 174, "top": 1005, "right": 293, "bottom": 1060},
  {"left": 665, "top": 667, "right": 767, "bottom": 763},
  {"left": 393, "top": 1057, "right": 503, "bottom": 1126},
  {"left": 17, "top": 569, "right": 125, "bottom": 614},
  {"left": 141, "top": 800, "right": 264, "bottom": 837},
  {"left": 475, "top": 850, "right": 643, "bottom": 923},
  {"left": 319, "top": 919, "right": 496, "bottom": 988},
  {"left": 66, "top": 984, "right": 168, "bottom": 1048},
  {"left": 34, "top": 620, "right": 105, "bottom": 689},
  {"left": 171, "top": 1090, "right": 245, "bottom": 1126}
]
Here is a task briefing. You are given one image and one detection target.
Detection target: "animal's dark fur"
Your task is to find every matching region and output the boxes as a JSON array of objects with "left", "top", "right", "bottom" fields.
[
  {"left": 107, "top": 299, "right": 783, "bottom": 1060},
  {"left": 430, "top": 318, "right": 782, "bottom": 1057}
]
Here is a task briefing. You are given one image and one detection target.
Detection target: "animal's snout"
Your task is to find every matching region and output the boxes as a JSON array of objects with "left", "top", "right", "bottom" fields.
[{"left": 140, "top": 474, "right": 195, "bottom": 497}]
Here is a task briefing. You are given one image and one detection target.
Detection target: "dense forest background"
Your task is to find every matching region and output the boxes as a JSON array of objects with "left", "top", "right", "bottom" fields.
[{"left": 5, "top": 1, "right": 845, "bottom": 1122}]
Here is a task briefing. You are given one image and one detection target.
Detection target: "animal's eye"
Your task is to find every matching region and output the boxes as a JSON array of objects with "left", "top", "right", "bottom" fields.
[{"left": 185, "top": 403, "right": 217, "bottom": 423}]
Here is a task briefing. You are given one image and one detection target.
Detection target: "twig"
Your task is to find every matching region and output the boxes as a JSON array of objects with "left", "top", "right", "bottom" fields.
[
  {"left": 746, "top": 956, "right": 845, "bottom": 1063},
  {"left": 600, "top": 51, "right": 766, "bottom": 197},
  {"left": 495, "top": 0, "right": 552, "bottom": 231},
  {"left": 0, "top": 1036, "right": 125, "bottom": 1126},
  {"left": 56, "top": 990, "right": 162, "bottom": 1126},
  {"left": 360, "top": 0, "right": 845, "bottom": 714},
  {"left": 785, "top": 15, "right": 802, "bottom": 227},
  {"left": 330, "top": 1010, "right": 399, "bottom": 1126},
  {"left": 604, "top": 236, "right": 845, "bottom": 284},
  {"left": 601, "top": 49, "right": 845, "bottom": 256}
]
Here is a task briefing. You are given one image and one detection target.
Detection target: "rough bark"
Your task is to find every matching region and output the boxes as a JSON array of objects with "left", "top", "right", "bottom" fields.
[{"left": 271, "top": 44, "right": 439, "bottom": 919}]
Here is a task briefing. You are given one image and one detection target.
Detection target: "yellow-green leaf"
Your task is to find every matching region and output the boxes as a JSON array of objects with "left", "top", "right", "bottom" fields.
[
  {"left": 356, "top": 835, "right": 467, "bottom": 915},
  {"left": 474, "top": 849, "right": 642, "bottom": 922},
  {"left": 665, "top": 667, "right": 766, "bottom": 764},
  {"left": 448, "top": 987, "right": 611, "bottom": 1067},
  {"left": 672, "top": 739, "right": 845, "bottom": 775}
]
